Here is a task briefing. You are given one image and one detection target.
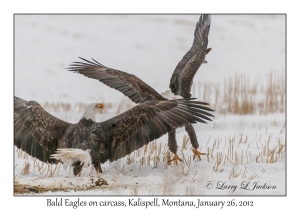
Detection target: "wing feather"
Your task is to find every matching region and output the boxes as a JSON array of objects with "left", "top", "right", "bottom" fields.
[
  {"left": 14, "top": 97, "right": 72, "bottom": 163},
  {"left": 92, "top": 99, "right": 214, "bottom": 162},
  {"left": 67, "top": 57, "right": 166, "bottom": 103},
  {"left": 169, "top": 14, "right": 212, "bottom": 98}
]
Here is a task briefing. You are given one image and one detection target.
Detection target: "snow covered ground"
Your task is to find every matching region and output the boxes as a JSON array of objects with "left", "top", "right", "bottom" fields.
[
  {"left": 14, "top": 14, "right": 286, "bottom": 196},
  {"left": 15, "top": 112, "right": 285, "bottom": 195}
]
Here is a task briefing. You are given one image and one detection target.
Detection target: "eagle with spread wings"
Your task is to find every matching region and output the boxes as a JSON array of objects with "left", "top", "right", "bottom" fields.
[
  {"left": 66, "top": 14, "right": 212, "bottom": 163},
  {"left": 14, "top": 96, "right": 213, "bottom": 176}
]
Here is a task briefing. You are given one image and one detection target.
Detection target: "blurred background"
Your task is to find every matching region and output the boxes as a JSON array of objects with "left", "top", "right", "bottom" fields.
[{"left": 14, "top": 14, "right": 285, "bottom": 119}]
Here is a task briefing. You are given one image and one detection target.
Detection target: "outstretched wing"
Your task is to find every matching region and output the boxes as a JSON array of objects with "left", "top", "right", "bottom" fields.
[
  {"left": 67, "top": 57, "right": 166, "bottom": 103},
  {"left": 14, "top": 96, "right": 72, "bottom": 163},
  {"left": 90, "top": 98, "right": 214, "bottom": 162},
  {"left": 170, "top": 14, "right": 212, "bottom": 98}
]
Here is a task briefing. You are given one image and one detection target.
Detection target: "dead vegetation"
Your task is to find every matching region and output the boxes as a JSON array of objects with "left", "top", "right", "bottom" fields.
[{"left": 192, "top": 69, "right": 285, "bottom": 115}]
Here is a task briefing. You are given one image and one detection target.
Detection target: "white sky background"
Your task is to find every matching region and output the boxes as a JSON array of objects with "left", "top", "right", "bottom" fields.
[
  {"left": 1, "top": 0, "right": 298, "bottom": 209},
  {"left": 14, "top": 14, "right": 285, "bottom": 106}
]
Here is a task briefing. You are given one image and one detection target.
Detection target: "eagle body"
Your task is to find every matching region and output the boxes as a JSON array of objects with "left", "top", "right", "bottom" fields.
[
  {"left": 14, "top": 96, "right": 214, "bottom": 176},
  {"left": 67, "top": 15, "right": 212, "bottom": 159},
  {"left": 172, "top": 48, "right": 208, "bottom": 98}
]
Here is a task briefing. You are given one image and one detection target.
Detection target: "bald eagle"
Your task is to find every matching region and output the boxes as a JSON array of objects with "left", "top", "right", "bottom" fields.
[
  {"left": 169, "top": 14, "right": 212, "bottom": 161},
  {"left": 14, "top": 96, "right": 213, "bottom": 176},
  {"left": 66, "top": 15, "right": 212, "bottom": 163}
]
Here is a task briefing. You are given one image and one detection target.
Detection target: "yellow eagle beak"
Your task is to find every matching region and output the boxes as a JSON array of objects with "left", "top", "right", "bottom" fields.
[{"left": 96, "top": 103, "right": 104, "bottom": 109}]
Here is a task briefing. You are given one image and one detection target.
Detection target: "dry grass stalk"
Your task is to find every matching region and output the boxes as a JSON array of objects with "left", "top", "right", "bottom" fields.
[
  {"left": 109, "top": 180, "right": 116, "bottom": 191},
  {"left": 271, "top": 119, "right": 279, "bottom": 127},
  {"left": 165, "top": 150, "right": 171, "bottom": 165},
  {"left": 190, "top": 171, "right": 198, "bottom": 183},
  {"left": 229, "top": 167, "right": 242, "bottom": 179},
  {"left": 50, "top": 164, "right": 59, "bottom": 177},
  {"left": 259, "top": 134, "right": 262, "bottom": 142},
  {"left": 132, "top": 187, "right": 138, "bottom": 195},
  {"left": 68, "top": 165, "right": 72, "bottom": 177},
  {"left": 249, "top": 151, "right": 252, "bottom": 162},
  {"left": 213, "top": 152, "right": 224, "bottom": 172},
  {"left": 266, "top": 149, "right": 276, "bottom": 163},
  {"left": 157, "top": 142, "right": 162, "bottom": 157},
  {"left": 193, "top": 69, "right": 285, "bottom": 115},
  {"left": 21, "top": 162, "right": 31, "bottom": 175},
  {"left": 279, "top": 122, "right": 286, "bottom": 134},
  {"left": 234, "top": 152, "right": 239, "bottom": 166},
  {"left": 173, "top": 175, "right": 183, "bottom": 184},
  {"left": 255, "top": 153, "right": 261, "bottom": 163},
  {"left": 217, "top": 136, "right": 222, "bottom": 149},
  {"left": 126, "top": 155, "right": 133, "bottom": 165},
  {"left": 140, "top": 157, "right": 146, "bottom": 166},
  {"left": 163, "top": 185, "right": 167, "bottom": 195},
  {"left": 248, "top": 173, "right": 258, "bottom": 180},
  {"left": 153, "top": 155, "right": 159, "bottom": 168},
  {"left": 207, "top": 147, "right": 210, "bottom": 163},
  {"left": 147, "top": 154, "right": 151, "bottom": 166},
  {"left": 143, "top": 145, "right": 148, "bottom": 156},
  {"left": 210, "top": 139, "right": 217, "bottom": 160},
  {"left": 238, "top": 134, "right": 243, "bottom": 148},
  {"left": 206, "top": 135, "right": 211, "bottom": 147},
  {"left": 244, "top": 136, "right": 248, "bottom": 144},
  {"left": 181, "top": 135, "right": 189, "bottom": 150},
  {"left": 181, "top": 152, "right": 191, "bottom": 169},
  {"left": 242, "top": 167, "right": 247, "bottom": 179},
  {"left": 185, "top": 186, "right": 195, "bottom": 195}
]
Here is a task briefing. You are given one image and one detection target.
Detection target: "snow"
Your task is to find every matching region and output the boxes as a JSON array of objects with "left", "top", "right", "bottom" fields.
[
  {"left": 13, "top": 14, "right": 286, "bottom": 196},
  {"left": 14, "top": 113, "right": 285, "bottom": 195}
]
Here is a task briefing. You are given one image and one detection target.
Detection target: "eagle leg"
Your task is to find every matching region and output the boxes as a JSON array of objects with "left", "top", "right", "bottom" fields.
[
  {"left": 184, "top": 124, "right": 206, "bottom": 160},
  {"left": 92, "top": 160, "right": 103, "bottom": 173},
  {"left": 167, "top": 129, "right": 183, "bottom": 165},
  {"left": 192, "top": 149, "right": 207, "bottom": 161},
  {"left": 168, "top": 153, "right": 183, "bottom": 165},
  {"left": 72, "top": 161, "right": 83, "bottom": 176}
]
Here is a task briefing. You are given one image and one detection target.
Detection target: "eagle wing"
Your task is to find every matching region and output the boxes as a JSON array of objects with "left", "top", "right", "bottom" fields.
[
  {"left": 90, "top": 98, "right": 214, "bottom": 162},
  {"left": 67, "top": 57, "right": 166, "bottom": 103},
  {"left": 14, "top": 96, "right": 73, "bottom": 163},
  {"left": 169, "top": 14, "right": 211, "bottom": 98}
]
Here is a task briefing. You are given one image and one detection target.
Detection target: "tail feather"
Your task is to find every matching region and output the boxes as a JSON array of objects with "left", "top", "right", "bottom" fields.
[{"left": 50, "top": 148, "right": 91, "bottom": 170}]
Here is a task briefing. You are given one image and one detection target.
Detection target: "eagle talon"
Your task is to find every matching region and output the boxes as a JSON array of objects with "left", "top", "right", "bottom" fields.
[
  {"left": 167, "top": 154, "right": 183, "bottom": 165},
  {"left": 192, "top": 149, "right": 207, "bottom": 161}
]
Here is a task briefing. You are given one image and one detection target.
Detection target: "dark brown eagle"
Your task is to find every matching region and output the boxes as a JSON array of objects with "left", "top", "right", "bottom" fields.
[
  {"left": 169, "top": 14, "right": 212, "bottom": 98},
  {"left": 67, "top": 14, "right": 212, "bottom": 164},
  {"left": 169, "top": 14, "right": 212, "bottom": 162},
  {"left": 14, "top": 96, "right": 213, "bottom": 176}
]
